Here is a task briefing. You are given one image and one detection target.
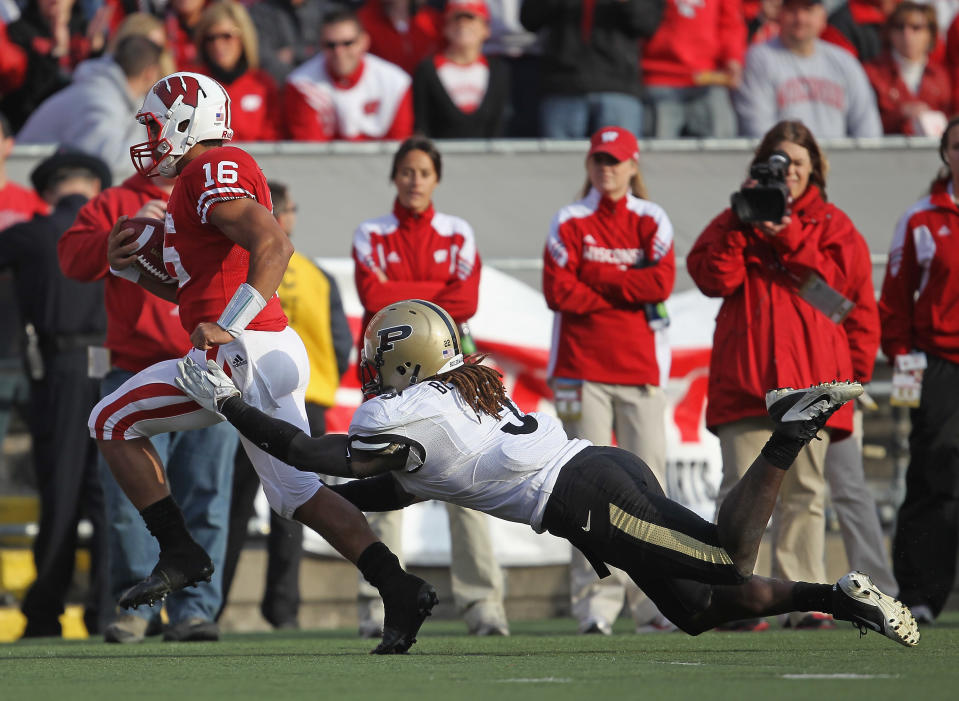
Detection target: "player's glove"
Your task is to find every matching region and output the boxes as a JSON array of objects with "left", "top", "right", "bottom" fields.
[{"left": 175, "top": 357, "right": 240, "bottom": 419}]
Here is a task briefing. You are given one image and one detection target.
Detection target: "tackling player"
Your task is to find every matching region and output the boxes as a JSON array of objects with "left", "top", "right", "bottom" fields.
[
  {"left": 177, "top": 299, "right": 920, "bottom": 648},
  {"left": 91, "top": 72, "right": 435, "bottom": 654}
]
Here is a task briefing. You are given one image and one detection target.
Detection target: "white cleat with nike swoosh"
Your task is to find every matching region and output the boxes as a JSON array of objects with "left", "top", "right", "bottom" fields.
[
  {"left": 832, "top": 571, "right": 920, "bottom": 647},
  {"left": 765, "top": 381, "right": 863, "bottom": 443}
]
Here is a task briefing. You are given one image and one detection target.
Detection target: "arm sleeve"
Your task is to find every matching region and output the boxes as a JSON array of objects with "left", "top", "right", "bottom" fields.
[
  {"left": 352, "top": 245, "right": 445, "bottom": 312},
  {"left": 542, "top": 214, "right": 615, "bottom": 314},
  {"left": 840, "top": 233, "right": 880, "bottom": 382},
  {"left": 733, "top": 46, "right": 778, "bottom": 137},
  {"left": 327, "top": 473, "right": 418, "bottom": 512},
  {"left": 432, "top": 223, "right": 481, "bottom": 322},
  {"left": 282, "top": 81, "right": 332, "bottom": 141},
  {"left": 718, "top": 0, "right": 747, "bottom": 65},
  {"left": 220, "top": 396, "right": 355, "bottom": 476},
  {"left": 585, "top": 208, "right": 676, "bottom": 306},
  {"left": 845, "top": 58, "right": 883, "bottom": 138},
  {"left": 686, "top": 210, "right": 749, "bottom": 297},
  {"left": 385, "top": 86, "right": 414, "bottom": 140},
  {"left": 878, "top": 211, "right": 919, "bottom": 360},
  {"left": 57, "top": 196, "right": 113, "bottom": 281}
]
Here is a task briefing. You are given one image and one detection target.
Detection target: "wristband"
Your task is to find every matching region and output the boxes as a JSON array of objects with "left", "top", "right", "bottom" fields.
[
  {"left": 217, "top": 282, "right": 267, "bottom": 338},
  {"left": 110, "top": 265, "right": 141, "bottom": 284}
]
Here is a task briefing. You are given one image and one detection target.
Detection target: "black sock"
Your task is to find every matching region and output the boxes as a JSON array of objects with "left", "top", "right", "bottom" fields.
[
  {"left": 793, "top": 582, "right": 835, "bottom": 613},
  {"left": 140, "top": 495, "right": 194, "bottom": 553},
  {"left": 357, "top": 542, "right": 404, "bottom": 590},
  {"left": 761, "top": 431, "right": 806, "bottom": 470}
]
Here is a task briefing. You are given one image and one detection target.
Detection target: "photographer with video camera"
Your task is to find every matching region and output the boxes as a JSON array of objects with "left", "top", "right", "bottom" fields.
[{"left": 688, "top": 120, "right": 880, "bottom": 631}]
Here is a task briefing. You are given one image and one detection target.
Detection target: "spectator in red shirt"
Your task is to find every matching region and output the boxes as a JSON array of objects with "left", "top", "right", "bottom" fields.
[
  {"left": 192, "top": 1, "right": 282, "bottom": 141},
  {"left": 283, "top": 6, "right": 414, "bottom": 141},
  {"left": 541, "top": 126, "right": 675, "bottom": 636},
  {"left": 351, "top": 136, "right": 509, "bottom": 639},
  {"left": 866, "top": 2, "right": 951, "bottom": 135},
  {"left": 358, "top": 0, "right": 444, "bottom": 75},
  {"left": 688, "top": 120, "right": 879, "bottom": 630},
  {"left": 641, "top": 0, "right": 746, "bottom": 138}
]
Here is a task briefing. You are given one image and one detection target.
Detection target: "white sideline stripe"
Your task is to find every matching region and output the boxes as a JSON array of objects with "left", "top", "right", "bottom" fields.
[
  {"left": 782, "top": 674, "right": 899, "bottom": 680},
  {"left": 496, "top": 678, "right": 572, "bottom": 684}
]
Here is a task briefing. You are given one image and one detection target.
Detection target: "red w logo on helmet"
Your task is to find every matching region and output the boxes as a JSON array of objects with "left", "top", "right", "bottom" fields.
[{"left": 153, "top": 74, "right": 206, "bottom": 108}]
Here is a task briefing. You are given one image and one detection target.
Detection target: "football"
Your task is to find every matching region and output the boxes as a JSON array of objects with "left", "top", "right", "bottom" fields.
[{"left": 121, "top": 216, "right": 175, "bottom": 284}]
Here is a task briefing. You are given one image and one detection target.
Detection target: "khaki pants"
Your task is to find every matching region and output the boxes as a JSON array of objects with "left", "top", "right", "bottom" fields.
[
  {"left": 825, "top": 409, "right": 896, "bottom": 593},
  {"left": 715, "top": 416, "right": 829, "bottom": 626},
  {"left": 562, "top": 381, "right": 668, "bottom": 631},
  {"left": 357, "top": 505, "right": 508, "bottom": 633}
]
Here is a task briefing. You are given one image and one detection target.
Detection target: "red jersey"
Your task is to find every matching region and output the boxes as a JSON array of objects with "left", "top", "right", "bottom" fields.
[
  {"left": 58, "top": 174, "right": 193, "bottom": 372},
  {"left": 543, "top": 189, "right": 676, "bottom": 387},
  {"left": 165, "top": 146, "right": 287, "bottom": 334},
  {"left": 0, "top": 181, "right": 47, "bottom": 231},
  {"left": 879, "top": 179, "right": 959, "bottom": 364},
  {"left": 352, "top": 199, "right": 481, "bottom": 335}
]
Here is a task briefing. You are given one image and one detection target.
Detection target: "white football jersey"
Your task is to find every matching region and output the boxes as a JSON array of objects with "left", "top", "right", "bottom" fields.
[{"left": 348, "top": 380, "right": 591, "bottom": 532}]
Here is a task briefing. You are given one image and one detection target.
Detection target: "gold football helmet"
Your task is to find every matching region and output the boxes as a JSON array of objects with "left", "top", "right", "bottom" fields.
[{"left": 360, "top": 299, "right": 464, "bottom": 397}]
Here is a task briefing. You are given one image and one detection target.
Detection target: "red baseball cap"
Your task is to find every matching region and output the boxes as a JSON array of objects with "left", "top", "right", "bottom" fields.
[
  {"left": 588, "top": 127, "right": 640, "bottom": 162},
  {"left": 445, "top": 0, "right": 490, "bottom": 21}
]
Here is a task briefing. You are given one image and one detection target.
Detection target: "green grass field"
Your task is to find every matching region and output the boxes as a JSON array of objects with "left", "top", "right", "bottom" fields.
[{"left": 2, "top": 614, "right": 957, "bottom": 701}]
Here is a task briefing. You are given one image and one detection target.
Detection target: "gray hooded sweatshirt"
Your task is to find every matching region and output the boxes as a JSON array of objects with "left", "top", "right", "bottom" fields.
[{"left": 17, "top": 56, "right": 145, "bottom": 176}]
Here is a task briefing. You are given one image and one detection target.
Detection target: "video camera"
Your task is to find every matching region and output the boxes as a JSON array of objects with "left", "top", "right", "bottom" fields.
[{"left": 730, "top": 150, "right": 791, "bottom": 223}]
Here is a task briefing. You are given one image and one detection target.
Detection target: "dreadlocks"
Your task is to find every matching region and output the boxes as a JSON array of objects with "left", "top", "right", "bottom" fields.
[{"left": 422, "top": 355, "right": 509, "bottom": 419}]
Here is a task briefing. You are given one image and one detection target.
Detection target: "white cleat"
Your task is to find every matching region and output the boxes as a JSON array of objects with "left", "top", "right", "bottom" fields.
[
  {"left": 833, "top": 571, "right": 920, "bottom": 647},
  {"left": 766, "top": 381, "right": 863, "bottom": 442}
]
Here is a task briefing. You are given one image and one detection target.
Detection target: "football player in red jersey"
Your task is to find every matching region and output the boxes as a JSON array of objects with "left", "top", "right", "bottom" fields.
[{"left": 90, "top": 72, "right": 436, "bottom": 654}]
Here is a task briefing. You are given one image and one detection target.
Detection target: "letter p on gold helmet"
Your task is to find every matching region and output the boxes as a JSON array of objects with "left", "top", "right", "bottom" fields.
[{"left": 360, "top": 299, "right": 464, "bottom": 397}]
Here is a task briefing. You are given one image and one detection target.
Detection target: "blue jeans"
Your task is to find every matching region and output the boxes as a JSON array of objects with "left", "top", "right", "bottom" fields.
[
  {"left": 98, "top": 368, "right": 238, "bottom": 625},
  {"left": 539, "top": 92, "right": 643, "bottom": 139}
]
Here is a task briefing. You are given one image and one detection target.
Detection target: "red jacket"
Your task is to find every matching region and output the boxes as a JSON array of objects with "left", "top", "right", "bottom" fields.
[
  {"left": 688, "top": 186, "right": 878, "bottom": 438},
  {"left": 879, "top": 179, "right": 959, "bottom": 364},
  {"left": 358, "top": 0, "right": 444, "bottom": 76},
  {"left": 216, "top": 68, "right": 282, "bottom": 142},
  {"left": 542, "top": 188, "right": 676, "bottom": 387},
  {"left": 57, "top": 174, "right": 193, "bottom": 373},
  {"left": 864, "top": 53, "right": 952, "bottom": 135},
  {"left": 0, "top": 181, "right": 47, "bottom": 232},
  {"left": 642, "top": 0, "right": 746, "bottom": 88},
  {"left": 352, "top": 199, "right": 481, "bottom": 337}
]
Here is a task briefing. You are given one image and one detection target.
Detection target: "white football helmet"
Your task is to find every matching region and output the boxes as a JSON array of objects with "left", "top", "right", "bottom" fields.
[
  {"left": 360, "top": 299, "right": 465, "bottom": 397},
  {"left": 130, "top": 72, "right": 234, "bottom": 178}
]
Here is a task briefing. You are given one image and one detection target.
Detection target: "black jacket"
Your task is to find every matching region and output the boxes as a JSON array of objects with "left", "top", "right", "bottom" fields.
[
  {"left": 0, "top": 195, "right": 105, "bottom": 348},
  {"left": 412, "top": 56, "right": 510, "bottom": 138},
  {"left": 520, "top": 0, "right": 664, "bottom": 97}
]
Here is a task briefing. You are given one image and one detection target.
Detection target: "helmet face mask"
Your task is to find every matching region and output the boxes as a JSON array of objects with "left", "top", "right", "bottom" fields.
[
  {"left": 130, "top": 72, "right": 234, "bottom": 178},
  {"left": 361, "top": 300, "right": 464, "bottom": 398}
]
